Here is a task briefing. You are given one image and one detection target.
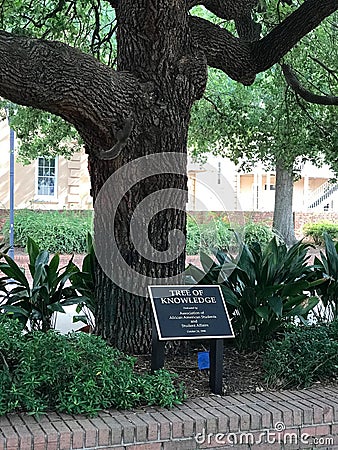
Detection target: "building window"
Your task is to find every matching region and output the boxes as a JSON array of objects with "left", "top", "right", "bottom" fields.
[
  {"left": 36, "top": 157, "right": 57, "bottom": 198},
  {"left": 264, "top": 184, "right": 276, "bottom": 191}
]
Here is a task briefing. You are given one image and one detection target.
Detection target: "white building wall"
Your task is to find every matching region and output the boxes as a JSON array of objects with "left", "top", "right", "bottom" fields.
[
  {"left": 188, "top": 155, "right": 337, "bottom": 213},
  {"left": 187, "top": 155, "right": 237, "bottom": 211}
]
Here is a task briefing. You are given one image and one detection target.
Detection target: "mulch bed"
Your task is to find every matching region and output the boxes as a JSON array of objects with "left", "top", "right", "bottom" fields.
[{"left": 135, "top": 345, "right": 268, "bottom": 398}]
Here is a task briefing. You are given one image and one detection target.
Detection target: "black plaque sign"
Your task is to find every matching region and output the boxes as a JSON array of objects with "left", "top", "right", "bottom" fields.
[{"left": 148, "top": 285, "right": 234, "bottom": 340}]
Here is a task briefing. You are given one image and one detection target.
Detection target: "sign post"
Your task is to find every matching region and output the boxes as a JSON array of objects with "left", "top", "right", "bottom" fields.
[{"left": 148, "top": 285, "right": 234, "bottom": 395}]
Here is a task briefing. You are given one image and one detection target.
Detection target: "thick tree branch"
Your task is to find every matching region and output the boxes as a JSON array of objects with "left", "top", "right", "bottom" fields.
[
  {"left": 253, "top": 0, "right": 338, "bottom": 74},
  {"left": 190, "top": 0, "right": 338, "bottom": 85},
  {"left": 188, "top": 0, "right": 258, "bottom": 20},
  {"left": 189, "top": 16, "right": 256, "bottom": 85},
  {"left": 282, "top": 64, "right": 338, "bottom": 106},
  {"left": 235, "top": 13, "right": 261, "bottom": 41},
  {"left": 0, "top": 31, "right": 140, "bottom": 147}
]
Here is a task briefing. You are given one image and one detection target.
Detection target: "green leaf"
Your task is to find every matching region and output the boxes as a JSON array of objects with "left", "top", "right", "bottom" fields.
[
  {"left": 268, "top": 296, "right": 283, "bottom": 317},
  {"left": 1, "top": 256, "right": 30, "bottom": 289},
  {"left": 72, "top": 315, "right": 88, "bottom": 324},
  {"left": 220, "top": 285, "right": 239, "bottom": 307},
  {"left": 255, "top": 306, "right": 270, "bottom": 321},
  {"left": 27, "top": 237, "right": 40, "bottom": 267},
  {"left": 200, "top": 252, "right": 217, "bottom": 274},
  {"left": 47, "top": 303, "right": 65, "bottom": 313},
  {"left": 48, "top": 253, "right": 60, "bottom": 278}
]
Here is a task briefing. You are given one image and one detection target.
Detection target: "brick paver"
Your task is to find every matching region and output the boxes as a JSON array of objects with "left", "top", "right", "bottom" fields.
[{"left": 1, "top": 386, "right": 338, "bottom": 449}]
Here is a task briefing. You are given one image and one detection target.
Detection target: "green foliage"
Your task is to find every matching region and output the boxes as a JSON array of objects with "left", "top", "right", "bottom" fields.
[
  {"left": 314, "top": 234, "right": 338, "bottom": 320},
  {"left": 186, "top": 217, "right": 275, "bottom": 255},
  {"left": 0, "top": 238, "right": 79, "bottom": 331},
  {"left": 0, "top": 0, "right": 116, "bottom": 162},
  {"left": 186, "top": 216, "right": 232, "bottom": 255},
  {"left": 243, "top": 222, "right": 275, "bottom": 247},
  {"left": 2, "top": 209, "right": 93, "bottom": 253},
  {"left": 188, "top": 14, "right": 338, "bottom": 175},
  {"left": 186, "top": 217, "right": 201, "bottom": 255},
  {"left": 187, "top": 238, "right": 323, "bottom": 350},
  {"left": 263, "top": 321, "right": 338, "bottom": 388},
  {"left": 7, "top": 106, "right": 82, "bottom": 164},
  {"left": 303, "top": 221, "right": 338, "bottom": 245},
  {"left": 70, "top": 233, "right": 97, "bottom": 328},
  {"left": 0, "top": 317, "right": 185, "bottom": 415},
  {"left": 0, "top": 0, "right": 117, "bottom": 63}
]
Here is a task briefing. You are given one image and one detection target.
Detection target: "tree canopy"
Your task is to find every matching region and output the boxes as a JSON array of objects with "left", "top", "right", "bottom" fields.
[{"left": 189, "top": 8, "right": 338, "bottom": 174}]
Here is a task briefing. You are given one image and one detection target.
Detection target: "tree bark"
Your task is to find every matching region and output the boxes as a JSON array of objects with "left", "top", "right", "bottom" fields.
[
  {"left": 273, "top": 162, "right": 297, "bottom": 247},
  {"left": 88, "top": 0, "right": 207, "bottom": 353}
]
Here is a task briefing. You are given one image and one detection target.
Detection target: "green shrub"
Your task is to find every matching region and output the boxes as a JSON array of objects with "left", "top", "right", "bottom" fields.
[
  {"left": 186, "top": 216, "right": 232, "bottom": 255},
  {"left": 187, "top": 238, "right": 323, "bottom": 351},
  {"left": 303, "top": 221, "right": 338, "bottom": 245},
  {"left": 263, "top": 321, "right": 338, "bottom": 388},
  {"left": 2, "top": 209, "right": 93, "bottom": 253},
  {"left": 244, "top": 222, "right": 275, "bottom": 247},
  {"left": 0, "top": 317, "right": 185, "bottom": 415},
  {"left": 0, "top": 237, "right": 79, "bottom": 331},
  {"left": 186, "top": 216, "right": 274, "bottom": 255},
  {"left": 313, "top": 233, "right": 338, "bottom": 320},
  {"left": 186, "top": 217, "right": 201, "bottom": 255}
]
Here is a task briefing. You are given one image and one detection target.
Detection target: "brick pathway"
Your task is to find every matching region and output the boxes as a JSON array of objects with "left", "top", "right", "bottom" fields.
[
  {"left": 12, "top": 253, "right": 202, "bottom": 282},
  {"left": 1, "top": 385, "right": 338, "bottom": 449}
]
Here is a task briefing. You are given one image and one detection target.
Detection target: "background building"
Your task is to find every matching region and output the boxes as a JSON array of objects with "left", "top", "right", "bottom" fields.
[{"left": 1, "top": 119, "right": 337, "bottom": 213}]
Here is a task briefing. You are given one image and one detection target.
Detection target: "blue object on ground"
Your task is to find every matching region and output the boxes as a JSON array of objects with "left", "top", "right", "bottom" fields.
[{"left": 198, "top": 351, "right": 210, "bottom": 370}]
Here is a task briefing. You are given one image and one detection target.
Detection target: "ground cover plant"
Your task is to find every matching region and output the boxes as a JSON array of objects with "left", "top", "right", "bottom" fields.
[
  {"left": 2, "top": 209, "right": 93, "bottom": 253},
  {"left": 0, "top": 316, "right": 185, "bottom": 416},
  {"left": 263, "top": 320, "right": 338, "bottom": 389}
]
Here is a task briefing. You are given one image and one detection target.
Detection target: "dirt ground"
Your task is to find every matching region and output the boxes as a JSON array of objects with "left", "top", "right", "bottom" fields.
[{"left": 135, "top": 344, "right": 267, "bottom": 398}]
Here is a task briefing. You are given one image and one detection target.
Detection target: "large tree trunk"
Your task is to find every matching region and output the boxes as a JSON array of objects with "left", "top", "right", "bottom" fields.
[
  {"left": 273, "top": 161, "right": 297, "bottom": 247},
  {"left": 88, "top": 0, "right": 206, "bottom": 353}
]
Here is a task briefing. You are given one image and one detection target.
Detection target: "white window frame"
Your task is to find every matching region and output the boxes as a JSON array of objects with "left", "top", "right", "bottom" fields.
[{"left": 35, "top": 156, "right": 58, "bottom": 201}]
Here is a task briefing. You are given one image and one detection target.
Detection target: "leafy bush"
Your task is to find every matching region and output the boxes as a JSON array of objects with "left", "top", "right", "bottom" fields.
[
  {"left": 263, "top": 321, "right": 338, "bottom": 388},
  {"left": 70, "top": 233, "right": 97, "bottom": 328},
  {"left": 243, "top": 222, "right": 275, "bottom": 247},
  {"left": 0, "top": 238, "right": 79, "bottom": 331},
  {"left": 186, "top": 216, "right": 232, "bottom": 255},
  {"left": 186, "top": 217, "right": 201, "bottom": 255},
  {"left": 313, "top": 233, "right": 338, "bottom": 320},
  {"left": 186, "top": 216, "right": 274, "bottom": 255},
  {"left": 303, "top": 221, "right": 338, "bottom": 245},
  {"left": 2, "top": 209, "right": 93, "bottom": 253},
  {"left": 0, "top": 317, "right": 185, "bottom": 416},
  {"left": 187, "top": 238, "right": 323, "bottom": 351}
]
